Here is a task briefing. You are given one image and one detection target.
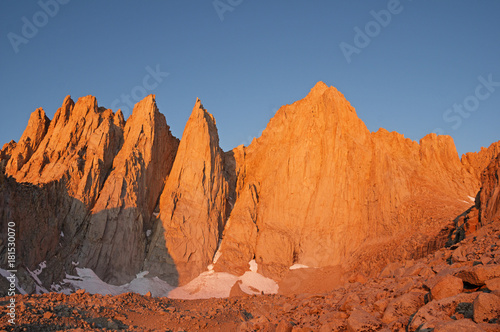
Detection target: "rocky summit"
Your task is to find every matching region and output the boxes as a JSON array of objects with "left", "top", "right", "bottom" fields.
[{"left": 1, "top": 82, "right": 499, "bottom": 331}]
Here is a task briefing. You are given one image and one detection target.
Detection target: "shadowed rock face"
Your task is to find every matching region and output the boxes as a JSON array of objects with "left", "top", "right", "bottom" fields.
[
  {"left": 0, "top": 94, "right": 179, "bottom": 289},
  {"left": 0, "top": 95, "right": 128, "bottom": 290},
  {"left": 478, "top": 153, "right": 500, "bottom": 225},
  {"left": 0, "top": 82, "right": 499, "bottom": 291},
  {"left": 79, "top": 95, "right": 179, "bottom": 285}
]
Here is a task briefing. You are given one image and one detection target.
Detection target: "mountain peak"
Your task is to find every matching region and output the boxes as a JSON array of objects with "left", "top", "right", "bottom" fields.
[
  {"left": 194, "top": 97, "right": 204, "bottom": 110},
  {"left": 311, "top": 80, "right": 329, "bottom": 91},
  {"left": 62, "top": 95, "right": 74, "bottom": 108},
  {"left": 144, "top": 97, "right": 227, "bottom": 285},
  {"left": 130, "top": 94, "right": 157, "bottom": 118},
  {"left": 190, "top": 98, "right": 216, "bottom": 126},
  {"left": 305, "top": 81, "right": 330, "bottom": 99},
  {"left": 303, "top": 81, "right": 354, "bottom": 114},
  {"left": 75, "top": 95, "right": 98, "bottom": 112}
]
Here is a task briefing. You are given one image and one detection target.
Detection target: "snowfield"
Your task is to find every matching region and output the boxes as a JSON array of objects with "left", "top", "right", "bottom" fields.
[{"left": 54, "top": 259, "right": 278, "bottom": 299}]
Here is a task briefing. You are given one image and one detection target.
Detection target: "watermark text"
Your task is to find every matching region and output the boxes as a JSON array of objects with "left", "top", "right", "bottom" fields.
[
  {"left": 213, "top": 0, "right": 243, "bottom": 22},
  {"left": 7, "top": 0, "right": 71, "bottom": 54},
  {"left": 434, "top": 74, "right": 499, "bottom": 134},
  {"left": 5, "top": 220, "right": 17, "bottom": 325},
  {"left": 110, "top": 65, "right": 169, "bottom": 115},
  {"left": 339, "top": 0, "right": 407, "bottom": 64}
]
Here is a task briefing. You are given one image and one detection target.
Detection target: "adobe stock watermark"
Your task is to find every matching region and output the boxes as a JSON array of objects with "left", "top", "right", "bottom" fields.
[
  {"left": 339, "top": 0, "right": 409, "bottom": 64},
  {"left": 7, "top": 0, "right": 71, "bottom": 54},
  {"left": 5, "top": 220, "right": 18, "bottom": 325},
  {"left": 433, "top": 74, "right": 499, "bottom": 135},
  {"left": 213, "top": 0, "right": 243, "bottom": 22},
  {"left": 110, "top": 65, "right": 169, "bottom": 115}
]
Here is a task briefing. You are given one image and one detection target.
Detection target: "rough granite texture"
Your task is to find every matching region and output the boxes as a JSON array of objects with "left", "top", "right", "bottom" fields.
[{"left": 0, "top": 82, "right": 499, "bottom": 292}]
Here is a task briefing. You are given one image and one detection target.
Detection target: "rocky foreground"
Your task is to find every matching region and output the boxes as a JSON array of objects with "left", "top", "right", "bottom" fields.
[{"left": 1, "top": 219, "right": 499, "bottom": 332}]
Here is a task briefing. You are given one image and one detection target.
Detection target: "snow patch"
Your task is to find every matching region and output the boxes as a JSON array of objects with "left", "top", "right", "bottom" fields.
[
  {"left": 240, "top": 269, "right": 278, "bottom": 295},
  {"left": 169, "top": 259, "right": 278, "bottom": 299},
  {"left": 127, "top": 275, "right": 174, "bottom": 297},
  {"left": 289, "top": 264, "right": 310, "bottom": 270},
  {"left": 0, "top": 269, "right": 27, "bottom": 295},
  {"left": 249, "top": 259, "right": 258, "bottom": 272},
  {"left": 64, "top": 268, "right": 123, "bottom": 295},
  {"left": 461, "top": 196, "right": 476, "bottom": 204},
  {"left": 63, "top": 268, "right": 174, "bottom": 297},
  {"left": 212, "top": 250, "right": 222, "bottom": 264},
  {"left": 33, "top": 261, "right": 47, "bottom": 276},
  {"left": 212, "top": 240, "right": 223, "bottom": 265},
  {"left": 26, "top": 261, "right": 49, "bottom": 294},
  {"left": 208, "top": 241, "right": 223, "bottom": 270},
  {"left": 50, "top": 283, "right": 71, "bottom": 294},
  {"left": 59, "top": 260, "right": 278, "bottom": 300},
  {"left": 168, "top": 271, "right": 238, "bottom": 299}
]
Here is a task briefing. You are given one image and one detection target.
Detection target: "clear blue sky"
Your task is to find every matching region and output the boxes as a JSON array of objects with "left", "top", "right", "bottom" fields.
[{"left": 1, "top": 1, "right": 499, "bottom": 156}]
